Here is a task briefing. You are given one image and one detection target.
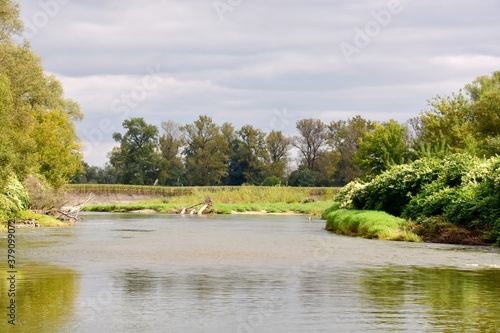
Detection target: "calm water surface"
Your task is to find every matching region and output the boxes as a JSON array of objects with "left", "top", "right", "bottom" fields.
[{"left": 1, "top": 213, "right": 500, "bottom": 332}]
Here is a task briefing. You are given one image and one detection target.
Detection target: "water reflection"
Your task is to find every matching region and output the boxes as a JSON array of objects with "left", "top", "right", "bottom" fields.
[
  {"left": 0, "top": 263, "right": 79, "bottom": 333},
  {"left": 2, "top": 214, "right": 500, "bottom": 332},
  {"left": 358, "top": 266, "right": 500, "bottom": 332}
]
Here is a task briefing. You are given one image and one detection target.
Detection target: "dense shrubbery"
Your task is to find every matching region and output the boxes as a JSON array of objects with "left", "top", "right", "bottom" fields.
[
  {"left": 335, "top": 154, "right": 500, "bottom": 244},
  {"left": 0, "top": 176, "right": 29, "bottom": 223}
]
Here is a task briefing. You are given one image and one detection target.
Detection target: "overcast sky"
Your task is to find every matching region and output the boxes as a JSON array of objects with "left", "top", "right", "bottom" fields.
[{"left": 18, "top": 0, "right": 500, "bottom": 166}]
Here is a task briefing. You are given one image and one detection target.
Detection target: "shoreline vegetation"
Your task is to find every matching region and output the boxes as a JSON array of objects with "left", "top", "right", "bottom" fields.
[
  {"left": 76, "top": 185, "right": 339, "bottom": 216},
  {"left": 325, "top": 154, "right": 500, "bottom": 246}
]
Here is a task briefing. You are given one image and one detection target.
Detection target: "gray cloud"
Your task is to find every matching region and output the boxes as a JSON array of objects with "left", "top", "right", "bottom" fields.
[{"left": 18, "top": 0, "right": 500, "bottom": 165}]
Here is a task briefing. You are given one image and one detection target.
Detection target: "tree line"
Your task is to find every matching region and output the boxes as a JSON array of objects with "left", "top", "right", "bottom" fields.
[{"left": 77, "top": 69, "right": 500, "bottom": 187}]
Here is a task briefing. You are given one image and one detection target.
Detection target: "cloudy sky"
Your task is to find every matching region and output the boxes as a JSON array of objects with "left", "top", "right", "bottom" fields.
[{"left": 18, "top": 0, "right": 500, "bottom": 166}]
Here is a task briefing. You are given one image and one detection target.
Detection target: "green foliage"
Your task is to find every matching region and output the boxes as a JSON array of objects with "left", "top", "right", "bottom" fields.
[
  {"left": 0, "top": 1, "right": 23, "bottom": 42},
  {"left": 262, "top": 176, "right": 281, "bottom": 186},
  {"left": 182, "top": 115, "right": 229, "bottom": 185},
  {"left": 0, "top": 1, "right": 84, "bottom": 191},
  {"left": 321, "top": 201, "right": 341, "bottom": 219},
  {"left": 355, "top": 119, "right": 411, "bottom": 176},
  {"left": 347, "top": 158, "right": 445, "bottom": 216},
  {"left": 336, "top": 153, "right": 500, "bottom": 244},
  {"left": 266, "top": 130, "right": 291, "bottom": 179},
  {"left": 327, "top": 115, "right": 374, "bottom": 185},
  {"left": 415, "top": 92, "right": 474, "bottom": 154},
  {"left": 0, "top": 176, "right": 29, "bottom": 219},
  {"left": 287, "top": 168, "right": 318, "bottom": 187},
  {"left": 335, "top": 181, "right": 366, "bottom": 209},
  {"left": 110, "top": 118, "right": 160, "bottom": 185},
  {"left": 228, "top": 125, "right": 269, "bottom": 185},
  {"left": 33, "top": 109, "right": 83, "bottom": 188}
]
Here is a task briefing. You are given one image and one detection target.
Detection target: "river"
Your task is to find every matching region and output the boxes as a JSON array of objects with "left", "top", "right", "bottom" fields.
[{"left": 1, "top": 213, "right": 500, "bottom": 332}]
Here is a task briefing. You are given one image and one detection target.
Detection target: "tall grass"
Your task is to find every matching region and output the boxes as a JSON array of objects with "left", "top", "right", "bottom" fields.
[
  {"left": 324, "top": 203, "right": 421, "bottom": 242},
  {"left": 66, "top": 184, "right": 341, "bottom": 202},
  {"left": 79, "top": 186, "right": 340, "bottom": 214}
]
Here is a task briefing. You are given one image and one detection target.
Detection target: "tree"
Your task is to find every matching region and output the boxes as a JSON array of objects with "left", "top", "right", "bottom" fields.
[
  {"left": 0, "top": 3, "right": 84, "bottom": 189},
  {"left": 0, "top": 0, "right": 22, "bottom": 43},
  {"left": 415, "top": 92, "right": 474, "bottom": 154},
  {"left": 287, "top": 167, "right": 318, "bottom": 187},
  {"left": 265, "top": 130, "right": 291, "bottom": 180},
  {"left": 227, "top": 125, "right": 269, "bottom": 185},
  {"left": 327, "top": 115, "right": 374, "bottom": 185},
  {"left": 355, "top": 120, "right": 411, "bottom": 176},
  {"left": 110, "top": 118, "right": 160, "bottom": 185},
  {"left": 293, "top": 119, "right": 327, "bottom": 171},
  {"left": 32, "top": 110, "right": 83, "bottom": 188},
  {"left": 182, "top": 115, "right": 229, "bottom": 185},
  {"left": 158, "top": 121, "right": 185, "bottom": 185},
  {"left": 464, "top": 71, "right": 500, "bottom": 155}
]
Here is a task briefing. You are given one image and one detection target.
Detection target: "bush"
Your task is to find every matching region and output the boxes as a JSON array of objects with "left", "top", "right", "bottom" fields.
[
  {"left": 261, "top": 176, "right": 281, "bottom": 186},
  {"left": 335, "top": 181, "right": 366, "bottom": 209},
  {"left": 348, "top": 158, "right": 446, "bottom": 216},
  {"left": 0, "top": 176, "right": 29, "bottom": 218},
  {"left": 334, "top": 154, "right": 500, "bottom": 244}
]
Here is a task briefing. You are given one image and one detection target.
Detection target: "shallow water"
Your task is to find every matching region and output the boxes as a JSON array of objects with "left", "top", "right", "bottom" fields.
[{"left": 1, "top": 213, "right": 500, "bottom": 332}]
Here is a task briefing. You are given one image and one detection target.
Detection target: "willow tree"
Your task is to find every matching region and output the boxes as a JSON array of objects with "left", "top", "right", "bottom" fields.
[{"left": 0, "top": 0, "right": 83, "bottom": 188}]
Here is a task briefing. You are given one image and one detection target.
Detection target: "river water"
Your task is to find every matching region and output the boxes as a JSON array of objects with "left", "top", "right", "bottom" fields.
[{"left": 1, "top": 213, "right": 500, "bottom": 332}]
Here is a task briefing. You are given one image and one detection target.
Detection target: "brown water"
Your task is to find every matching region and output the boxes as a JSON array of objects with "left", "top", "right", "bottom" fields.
[{"left": 1, "top": 213, "right": 500, "bottom": 332}]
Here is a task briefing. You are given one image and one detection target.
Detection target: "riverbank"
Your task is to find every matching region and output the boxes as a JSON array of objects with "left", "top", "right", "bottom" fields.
[
  {"left": 1, "top": 186, "right": 340, "bottom": 231},
  {"left": 78, "top": 186, "right": 339, "bottom": 216},
  {"left": 322, "top": 202, "right": 493, "bottom": 246},
  {"left": 0, "top": 210, "right": 66, "bottom": 232},
  {"left": 82, "top": 201, "right": 333, "bottom": 215}
]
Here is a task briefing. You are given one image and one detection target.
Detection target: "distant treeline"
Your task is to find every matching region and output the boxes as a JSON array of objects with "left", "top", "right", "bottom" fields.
[{"left": 76, "top": 70, "right": 500, "bottom": 187}]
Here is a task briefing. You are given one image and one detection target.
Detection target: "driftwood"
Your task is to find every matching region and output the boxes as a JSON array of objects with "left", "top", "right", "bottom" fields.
[
  {"left": 46, "top": 209, "right": 82, "bottom": 223},
  {"left": 180, "top": 197, "right": 214, "bottom": 215}
]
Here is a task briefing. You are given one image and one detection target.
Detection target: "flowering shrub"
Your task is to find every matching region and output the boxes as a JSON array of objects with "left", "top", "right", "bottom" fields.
[
  {"left": 337, "top": 154, "right": 500, "bottom": 244},
  {"left": 0, "top": 176, "right": 29, "bottom": 222}
]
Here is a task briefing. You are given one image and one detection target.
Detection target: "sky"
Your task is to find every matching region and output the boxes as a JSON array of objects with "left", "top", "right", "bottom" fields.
[{"left": 17, "top": 0, "right": 500, "bottom": 166}]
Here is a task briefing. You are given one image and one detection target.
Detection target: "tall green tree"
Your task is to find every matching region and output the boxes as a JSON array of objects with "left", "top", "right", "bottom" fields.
[
  {"left": 32, "top": 110, "right": 83, "bottom": 188},
  {"left": 414, "top": 92, "right": 474, "bottom": 154},
  {"left": 158, "top": 120, "right": 185, "bottom": 185},
  {"left": 355, "top": 120, "right": 411, "bottom": 177},
  {"left": 182, "top": 115, "right": 229, "bottom": 185},
  {"left": 110, "top": 118, "right": 160, "bottom": 185},
  {"left": 227, "top": 125, "right": 268, "bottom": 185},
  {"left": 465, "top": 71, "right": 500, "bottom": 155},
  {"left": 265, "top": 130, "right": 291, "bottom": 180},
  {"left": 0, "top": 0, "right": 22, "bottom": 43},
  {"left": 0, "top": 0, "right": 83, "bottom": 189}
]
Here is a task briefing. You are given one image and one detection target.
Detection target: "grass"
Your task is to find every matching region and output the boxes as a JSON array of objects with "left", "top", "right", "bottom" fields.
[
  {"left": 323, "top": 202, "right": 421, "bottom": 242},
  {"left": 82, "top": 200, "right": 333, "bottom": 215},
  {"left": 65, "top": 184, "right": 340, "bottom": 199},
  {"left": 80, "top": 186, "right": 341, "bottom": 215},
  {"left": 0, "top": 210, "right": 65, "bottom": 232}
]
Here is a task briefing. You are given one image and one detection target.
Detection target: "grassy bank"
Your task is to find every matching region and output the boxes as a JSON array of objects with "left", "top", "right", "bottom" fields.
[
  {"left": 80, "top": 186, "right": 340, "bottom": 215},
  {"left": 322, "top": 203, "right": 421, "bottom": 242},
  {"left": 83, "top": 201, "right": 333, "bottom": 215},
  {"left": 0, "top": 210, "right": 65, "bottom": 232}
]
